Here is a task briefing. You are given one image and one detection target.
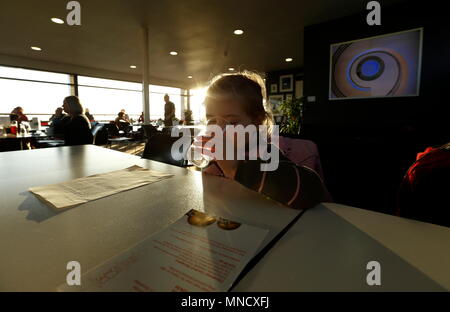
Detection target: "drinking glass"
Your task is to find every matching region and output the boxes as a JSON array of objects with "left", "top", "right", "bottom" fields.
[{"left": 186, "top": 117, "right": 231, "bottom": 169}]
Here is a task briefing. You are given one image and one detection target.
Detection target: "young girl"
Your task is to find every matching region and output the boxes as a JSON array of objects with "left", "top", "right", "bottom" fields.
[{"left": 199, "top": 71, "right": 327, "bottom": 211}]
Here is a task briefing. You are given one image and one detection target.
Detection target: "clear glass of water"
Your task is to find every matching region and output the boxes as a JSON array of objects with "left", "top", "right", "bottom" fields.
[{"left": 187, "top": 117, "right": 230, "bottom": 169}]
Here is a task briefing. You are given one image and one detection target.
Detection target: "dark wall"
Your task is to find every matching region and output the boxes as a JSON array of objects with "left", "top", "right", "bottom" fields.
[
  {"left": 265, "top": 68, "right": 303, "bottom": 126},
  {"left": 265, "top": 68, "right": 303, "bottom": 99},
  {"left": 301, "top": 2, "right": 450, "bottom": 214}
]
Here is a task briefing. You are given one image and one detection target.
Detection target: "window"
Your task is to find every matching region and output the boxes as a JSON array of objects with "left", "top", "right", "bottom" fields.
[
  {"left": 0, "top": 66, "right": 188, "bottom": 123},
  {"left": 0, "top": 66, "right": 70, "bottom": 84},
  {"left": 78, "top": 76, "right": 142, "bottom": 91},
  {"left": 78, "top": 76, "right": 142, "bottom": 122},
  {"left": 189, "top": 87, "right": 207, "bottom": 123},
  {"left": 0, "top": 66, "right": 72, "bottom": 121}
]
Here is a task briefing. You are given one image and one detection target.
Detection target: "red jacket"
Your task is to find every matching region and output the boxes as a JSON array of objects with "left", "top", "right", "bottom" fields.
[{"left": 397, "top": 144, "right": 450, "bottom": 227}]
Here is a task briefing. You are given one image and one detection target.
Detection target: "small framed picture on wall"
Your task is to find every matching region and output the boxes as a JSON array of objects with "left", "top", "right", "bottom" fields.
[
  {"left": 270, "top": 84, "right": 278, "bottom": 93},
  {"left": 268, "top": 94, "right": 284, "bottom": 112},
  {"left": 279, "top": 74, "right": 293, "bottom": 92},
  {"left": 295, "top": 80, "right": 304, "bottom": 99}
]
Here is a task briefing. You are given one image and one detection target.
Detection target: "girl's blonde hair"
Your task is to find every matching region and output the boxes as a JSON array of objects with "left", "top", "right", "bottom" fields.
[
  {"left": 64, "top": 96, "right": 84, "bottom": 116},
  {"left": 205, "top": 71, "right": 274, "bottom": 132}
]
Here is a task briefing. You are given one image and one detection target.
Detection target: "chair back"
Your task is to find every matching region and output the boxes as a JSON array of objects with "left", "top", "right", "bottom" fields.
[
  {"left": 142, "top": 132, "right": 192, "bottom": 167},
  {"left": 105, "top": 122, "right": 119, "bottom": 137},
  {"left": 91, "top": 123, "right": 102, "bottom": 137},
  {"left": 142, "top": 124, "right": 158, "bottom": 140},
  {"left": 117, "top": 120, "right": 131, "bottom": 133},
  {"left": 91, "top": 124, "right": 108, "bottom": 145}
]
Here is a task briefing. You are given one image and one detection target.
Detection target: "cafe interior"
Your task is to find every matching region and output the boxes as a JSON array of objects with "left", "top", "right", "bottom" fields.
[{"left": 0, "top": 0, "right": 449, "bottom": 292}]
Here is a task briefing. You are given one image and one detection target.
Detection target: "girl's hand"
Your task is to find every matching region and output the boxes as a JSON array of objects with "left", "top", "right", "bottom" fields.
[{"left": 193, "top": 131, "right": 240, "bottom": 180}]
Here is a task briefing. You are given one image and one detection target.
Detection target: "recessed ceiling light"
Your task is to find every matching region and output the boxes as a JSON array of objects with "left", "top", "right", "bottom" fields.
[
  {"left": 188, "top": 76, "right": 193, "bottom": 79},
  {"left": 234, "top": 29, "right": 244, "bottom": 35},
  {"left": 31, "top": 46, "right": 42, "bottom": 51},
  {"left": 51, "top": 17, "right": 64, "bottom": 24},
  {"left": 228, "top": 67, "right": 235, "bottom": 71},
  {"left": 170, "top": 51, "right": 178, "bottom": 56},
  {"left": 285, "top": 57, "right": 293, "bottom": 62},
  {"left": 130, "top": 65, "right": 137, "bottom": 69}
]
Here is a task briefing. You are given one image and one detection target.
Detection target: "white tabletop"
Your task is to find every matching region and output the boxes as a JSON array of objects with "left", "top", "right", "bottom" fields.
[
  {"left": 0, "top": 145, "right": 298, "bottom": 291},
  {"left": 234, "top": 203, "right": 450, "bottom": 291}
]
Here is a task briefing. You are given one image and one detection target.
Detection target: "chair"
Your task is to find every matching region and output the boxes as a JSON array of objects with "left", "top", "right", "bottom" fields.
[
  {"left": 36, "top": 139, "right": 65, "bottom": 148},
  {"left": 142, "top": 132, "right": 192, "bottom": 167},
  {"left": 91, "top": 124, "right": 108, "bottom": 145},
  {"left": 105, "top": 122, "right": 120, "bottom": 137},
  {"left": 117, "top": 120, "right": 131, "bottom": 134},
  {"left": 142, "top": 124, "right": 158, "bottom": 141}
]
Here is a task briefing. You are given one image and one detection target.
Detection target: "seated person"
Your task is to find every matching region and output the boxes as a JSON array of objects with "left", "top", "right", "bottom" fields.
[
  {"left": 120, "top": 109, "right": 130, "bottom": 122},
  {"left": 49, "top": 107, "right": 67, "bottom": 136},
  {"left": 61, "top": 96, "right": 93, "bottom": 146},
  {"left": 9, "top": 111, "right": 31, "bottom": 135},
  {"left": 10, "top": 106, "right": 29, "bottom": 122},
  {"left": 397, "top": 142, "right": 450, "bottom": 227},
  {"left": 9, "top": 113, "right": 19, "bottom": 123},
  {"left": 84, "top": 108, "right": 95, "bottom": 122},
  {"left": 115, "top": 112, "right": 130, "bottom": 133},
  {"left": 196, "top": 72, "right": 326, "bottom": 211}
]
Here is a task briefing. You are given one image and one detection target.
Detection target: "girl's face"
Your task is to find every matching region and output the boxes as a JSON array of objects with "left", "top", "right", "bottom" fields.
[{"left": 205, "top": 98, "right": 261, "bottom": 158}]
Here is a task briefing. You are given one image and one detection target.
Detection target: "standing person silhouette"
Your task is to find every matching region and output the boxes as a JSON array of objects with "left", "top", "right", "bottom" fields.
[{"left": 163, "top": 94, "right": 175, "bottom": 127}]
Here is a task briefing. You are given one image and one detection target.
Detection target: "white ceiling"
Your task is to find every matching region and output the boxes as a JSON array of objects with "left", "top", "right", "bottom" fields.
[{"left": 0, "top": 0, "right": 405, "bottom": 88}]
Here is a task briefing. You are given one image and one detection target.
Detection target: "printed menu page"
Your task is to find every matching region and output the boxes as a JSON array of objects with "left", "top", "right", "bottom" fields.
[
  {"left": 29, "top": 165, "right": 173, "bottom": 211},
  {"left": 58, "top": 209, "right": 268, "bottom": 292}
]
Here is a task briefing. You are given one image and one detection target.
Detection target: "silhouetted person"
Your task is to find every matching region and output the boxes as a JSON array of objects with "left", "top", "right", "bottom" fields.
[
  {"left": 115, "top": 111, "right": 130, "bottom": 132},
  {"left": 62, "top": 96, "right": 93, "bottom": 146},
  {"left": 84, "top": 108, "right": 94, "bottom": 121},
  {"left": 163, "top": 94, "right": 175, "bottom": 127},
  {"left": 10, "top": 106, "right": 28, "bottom": 122},
  {"left": 120, "top": 109, "right": 130, "bottom": 122},
  {"left": 138, "top": 112, "right": 144, "bottom": 123},
  {"left": 49, "top": 107, "right": 67, "bottom": 136}
]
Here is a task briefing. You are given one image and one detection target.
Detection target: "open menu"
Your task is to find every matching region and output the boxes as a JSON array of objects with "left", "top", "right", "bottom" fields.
[{"left": 58, "top": 209, "right": 268, "bottom": 292}]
